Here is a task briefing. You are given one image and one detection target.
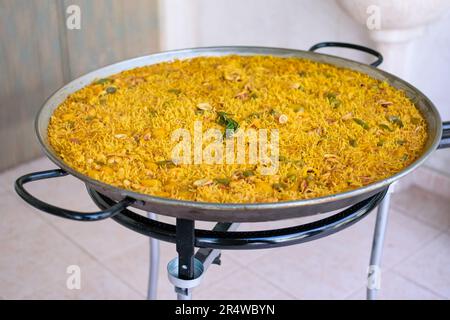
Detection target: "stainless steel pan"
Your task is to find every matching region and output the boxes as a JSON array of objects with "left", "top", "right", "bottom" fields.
[{"left": 15, "top": 43, "right": 450, "bottom": 222}]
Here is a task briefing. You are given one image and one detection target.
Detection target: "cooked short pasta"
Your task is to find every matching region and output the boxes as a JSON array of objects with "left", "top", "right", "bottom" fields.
[{"left": 48, "top": 55, "right": 427, "bottom": 203}]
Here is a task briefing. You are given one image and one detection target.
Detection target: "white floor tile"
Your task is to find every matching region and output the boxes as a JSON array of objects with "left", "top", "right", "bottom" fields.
[
  {"left": 348, "top": 271, "right": 443, "bottom": 300},
  {"left": 1, "top": 157, "right": 449, "bottom": 300},
  {"left": 393, "top": 232, "right": 450, "bottom": 298}
]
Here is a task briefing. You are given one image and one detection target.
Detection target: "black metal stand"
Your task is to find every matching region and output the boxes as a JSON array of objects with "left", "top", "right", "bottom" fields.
[
  {"left": 175, "top": 219, "right": 195, "bottom": 299},
  {"left": 86, "top": 186, "right": 388, "bottom": 299},
  {"left": 176, "top": 219, "right": 195, "bottom": 280},
  {"left": 87, "top": 187, "right": 387, "bottom": 250}
]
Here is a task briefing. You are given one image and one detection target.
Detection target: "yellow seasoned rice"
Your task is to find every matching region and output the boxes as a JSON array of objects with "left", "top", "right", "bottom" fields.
[{"left": 48, "top": 55, "right": 428, "bottom": 203}]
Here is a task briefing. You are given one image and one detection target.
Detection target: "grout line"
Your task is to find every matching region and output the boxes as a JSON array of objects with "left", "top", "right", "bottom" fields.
[
  {"left": 390, "top": 269, "right": 447, "bottom": 300},
  {"left": 394, "top": 182, "right": 450, "bottom": 203},
  {"left": 88, "top": 261, "right": 147, "bottom": 300},
  {"left": 0, "top": 188, "right": 13, "bottom": 198},
  {"left": 341, "top": 260, "right": 411, "bottom": 300},
  {"left": 40, "top": 200, "right": 149, "bottom": 257},
  {"left": 255, "top": 209, "right": 444, "bottom": 300},
  {"left": 247, "top": 267, "right": 298, "bottom": 300},
  {"left": 94, "top": 241, "right": 152, "bottom": 298},
  {"left": 187, "top": 251, "right": 275, "bottom": 300},
  {"left": 2, "top": 188, "right": 56, "bottom": 228},
  {"left": 390, "top": 184, "right": 450, "bottom": 228},
  {"left": 227, "top": 249, "right": 274, "bottom": 267},
  {"left": 0, "top": 183, "right": 8, "bottom": 193},
  {"left": 342, "top": 265, "right": 447, "bottom": 300},
  {"left": 242, "top": 252, "right": 322, "bottom": 300},
  {"left": 342, "top": 285, "right": 365, "bottom": 300},
  {"left": 42, "top": 218, "right": 145, "bottom": 299},
  {"left": 386, "top": 227, "right": 445, "bottom": 274},
  {"left": 40, "top": 220, "right": 102, "bottom": 264},
  {"left": 422, "top": 165, "right": 450, "bottom": 183},
  {"left": 4, "top": 159, "right": 450, "bottom": 300},
  {"left": 341, "top": 251, "right": 411, "bottom": 300},
  {"left": 196, "top": 267, "right": 297, "bottom": 300},
  {"left": 3, "top": 175, "right": 146, "bottom": 299},
  {"left": 391, "top": 204, "right": 448, "bottom": 232},
  {"left": 4, "top": 223, "right": 99, "bottom": 299}
]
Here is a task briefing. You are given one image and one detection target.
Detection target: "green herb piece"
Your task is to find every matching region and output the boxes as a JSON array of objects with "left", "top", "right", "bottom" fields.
[
  {"left": 377, "top": 139, "right": 385, "bottom": 147},
  {"left": 156, "top": 160, "right": 175, "bottom": 168},
  {"left": 272, "top": 182, "right": 288, "bottom": 191},
  {"left": 411, "top": 117, "right": 421, "bottom": 125},
  {"left": 148, "top": 109, "right": 158, "bottom": 116},
  {"left": 106, "top": 86, "right": 117, "bottom": 94},
  {"left": 168, "top": 88, "right": 181, "bottom": 95},
  {"left": 379, "top": 124, "right": 394, "bottom": 132},
  {"left": 401, "top": 154, "right": 409, "bottom": 161},
  {"left": 349, "top": 138, "right": 358, "bottom": 147},
  {"left": 353, "top": 118, "right": 369, "bottom": 130},
  {"left": 292, "top": 159, "right": 305, "bottom": 167},
  {"left": 95, "top": 78, "right": 111, "bottom": 85},
  {"left": 326, "top": 92, "right": 341, "bottom": 108},
  {"left": 246, "top": 112, "right": 261, "bottom": 119},
  {"left": 250, "top": 92, "right": 258, "bottom": 99},
  {"left": 396, "top": 139, "right": 406, "bottom": 146},
  {"left": 387, "top": 115, "right": 404, "bottom": 128},
  {"left": 214, "top": 178, "right": 230, "bottom": 186},
  {"left": 217, "top": 111, "right": 239, "bottom": 137},
  {"left": 298, "top": 71, "right": 307, "bottom": 77},
  {"left": 243, "top": 170, "right": 254, "bottom": 177},
  {"left": 269, "top": 109, "right": 279, "bottom": 116},
  {"left": 286, "top": 174, "right": 297, "bottom": 182},
  {"left": 291, "top": 105, "right": 305, "bottom": 113},
  {"left": 325, "top": 92, "right": 337, "bottom": 99}
]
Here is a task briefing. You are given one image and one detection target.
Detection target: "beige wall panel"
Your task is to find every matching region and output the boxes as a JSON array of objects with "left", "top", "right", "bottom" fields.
[
  {"left": 0, "top": 0, "right": 64, "bottom": 171},
  {"left": 0, "top": 0, "right": 159, "bottom": 171}
]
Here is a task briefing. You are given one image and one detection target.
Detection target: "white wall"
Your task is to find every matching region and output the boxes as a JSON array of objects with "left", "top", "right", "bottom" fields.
[
  {"left": 160, "top": 0, "right": 450, "bottom": 120},
  {"left": 410, "top": 11, "right": 450, "bottom": 121},
  {"left": 159, "top": 0, "right": 450, "bottom": 175}
]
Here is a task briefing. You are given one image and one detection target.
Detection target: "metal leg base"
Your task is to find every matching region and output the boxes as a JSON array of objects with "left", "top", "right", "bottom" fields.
[
  {"left": 168, "top": 222, "right": 240, "bottom": 300},
  {"left": 366, "top": 185, "right": 394, "bottom": 300},
  {"left": 147, "top": 212, "right": 160, "bottom": 300}
]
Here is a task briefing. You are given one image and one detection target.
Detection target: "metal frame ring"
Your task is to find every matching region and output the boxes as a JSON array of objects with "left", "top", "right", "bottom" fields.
[{"left": 87, "top": 186, "right": 388, "bottom": 250}]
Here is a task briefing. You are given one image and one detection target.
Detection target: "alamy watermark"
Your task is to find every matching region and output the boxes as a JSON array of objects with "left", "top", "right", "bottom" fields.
[
  {"left": 66, "top": 4, "right": 81, "bottom": 30},
  {"left": 171, "top": 121, "right": 280, "bottom": 175},
  {"left": 66, "top": 265, "right": 81, "bottom": 290},
  {"left": 367, "top": 265, "right": 381, "bottom": 290},
  {"left": 366, "top": 5, "right": 381, "bottom": 30}
]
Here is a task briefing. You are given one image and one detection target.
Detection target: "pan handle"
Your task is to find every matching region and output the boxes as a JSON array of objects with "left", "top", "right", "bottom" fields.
[
  {"left": 438, "top": 121, "right": 450, "bottom": 149},
  {"left": 15, "top": 169, "right": 134, "bottom": 221},
  {"left": 309, "top": 42, "right": 383, "bottom": 67}
]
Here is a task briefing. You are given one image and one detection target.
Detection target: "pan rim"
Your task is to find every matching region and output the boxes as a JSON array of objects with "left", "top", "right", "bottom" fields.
[{"left": 35, "top": 45, "right": 443, "bottom": 212}]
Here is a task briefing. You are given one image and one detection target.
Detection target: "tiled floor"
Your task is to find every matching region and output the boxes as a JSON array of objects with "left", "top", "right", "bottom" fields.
[{"left": 0, "top": 157, "right": 449, "bottom": 300}]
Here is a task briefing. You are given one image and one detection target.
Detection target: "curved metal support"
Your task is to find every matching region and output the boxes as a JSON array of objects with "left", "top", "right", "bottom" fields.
[
  {"left": 438, "top": 121, "right": 450, "bottom": 149},
  {"left": 15, "top": 169, "right": 134, "bottom": 221},
  {"left": 147, "top": 212, "right": 160, "bottom": 300},
  {"left": 87, "top": 187, "right": 388, "bottom": 250},
  {"left": 309, "top": 41, "right": 383, "bottom": 67}
]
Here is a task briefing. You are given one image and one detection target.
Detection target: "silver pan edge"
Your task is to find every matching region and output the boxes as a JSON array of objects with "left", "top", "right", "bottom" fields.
[{"left": 35, "top": 46, "right": 442, "bottom": 222}]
